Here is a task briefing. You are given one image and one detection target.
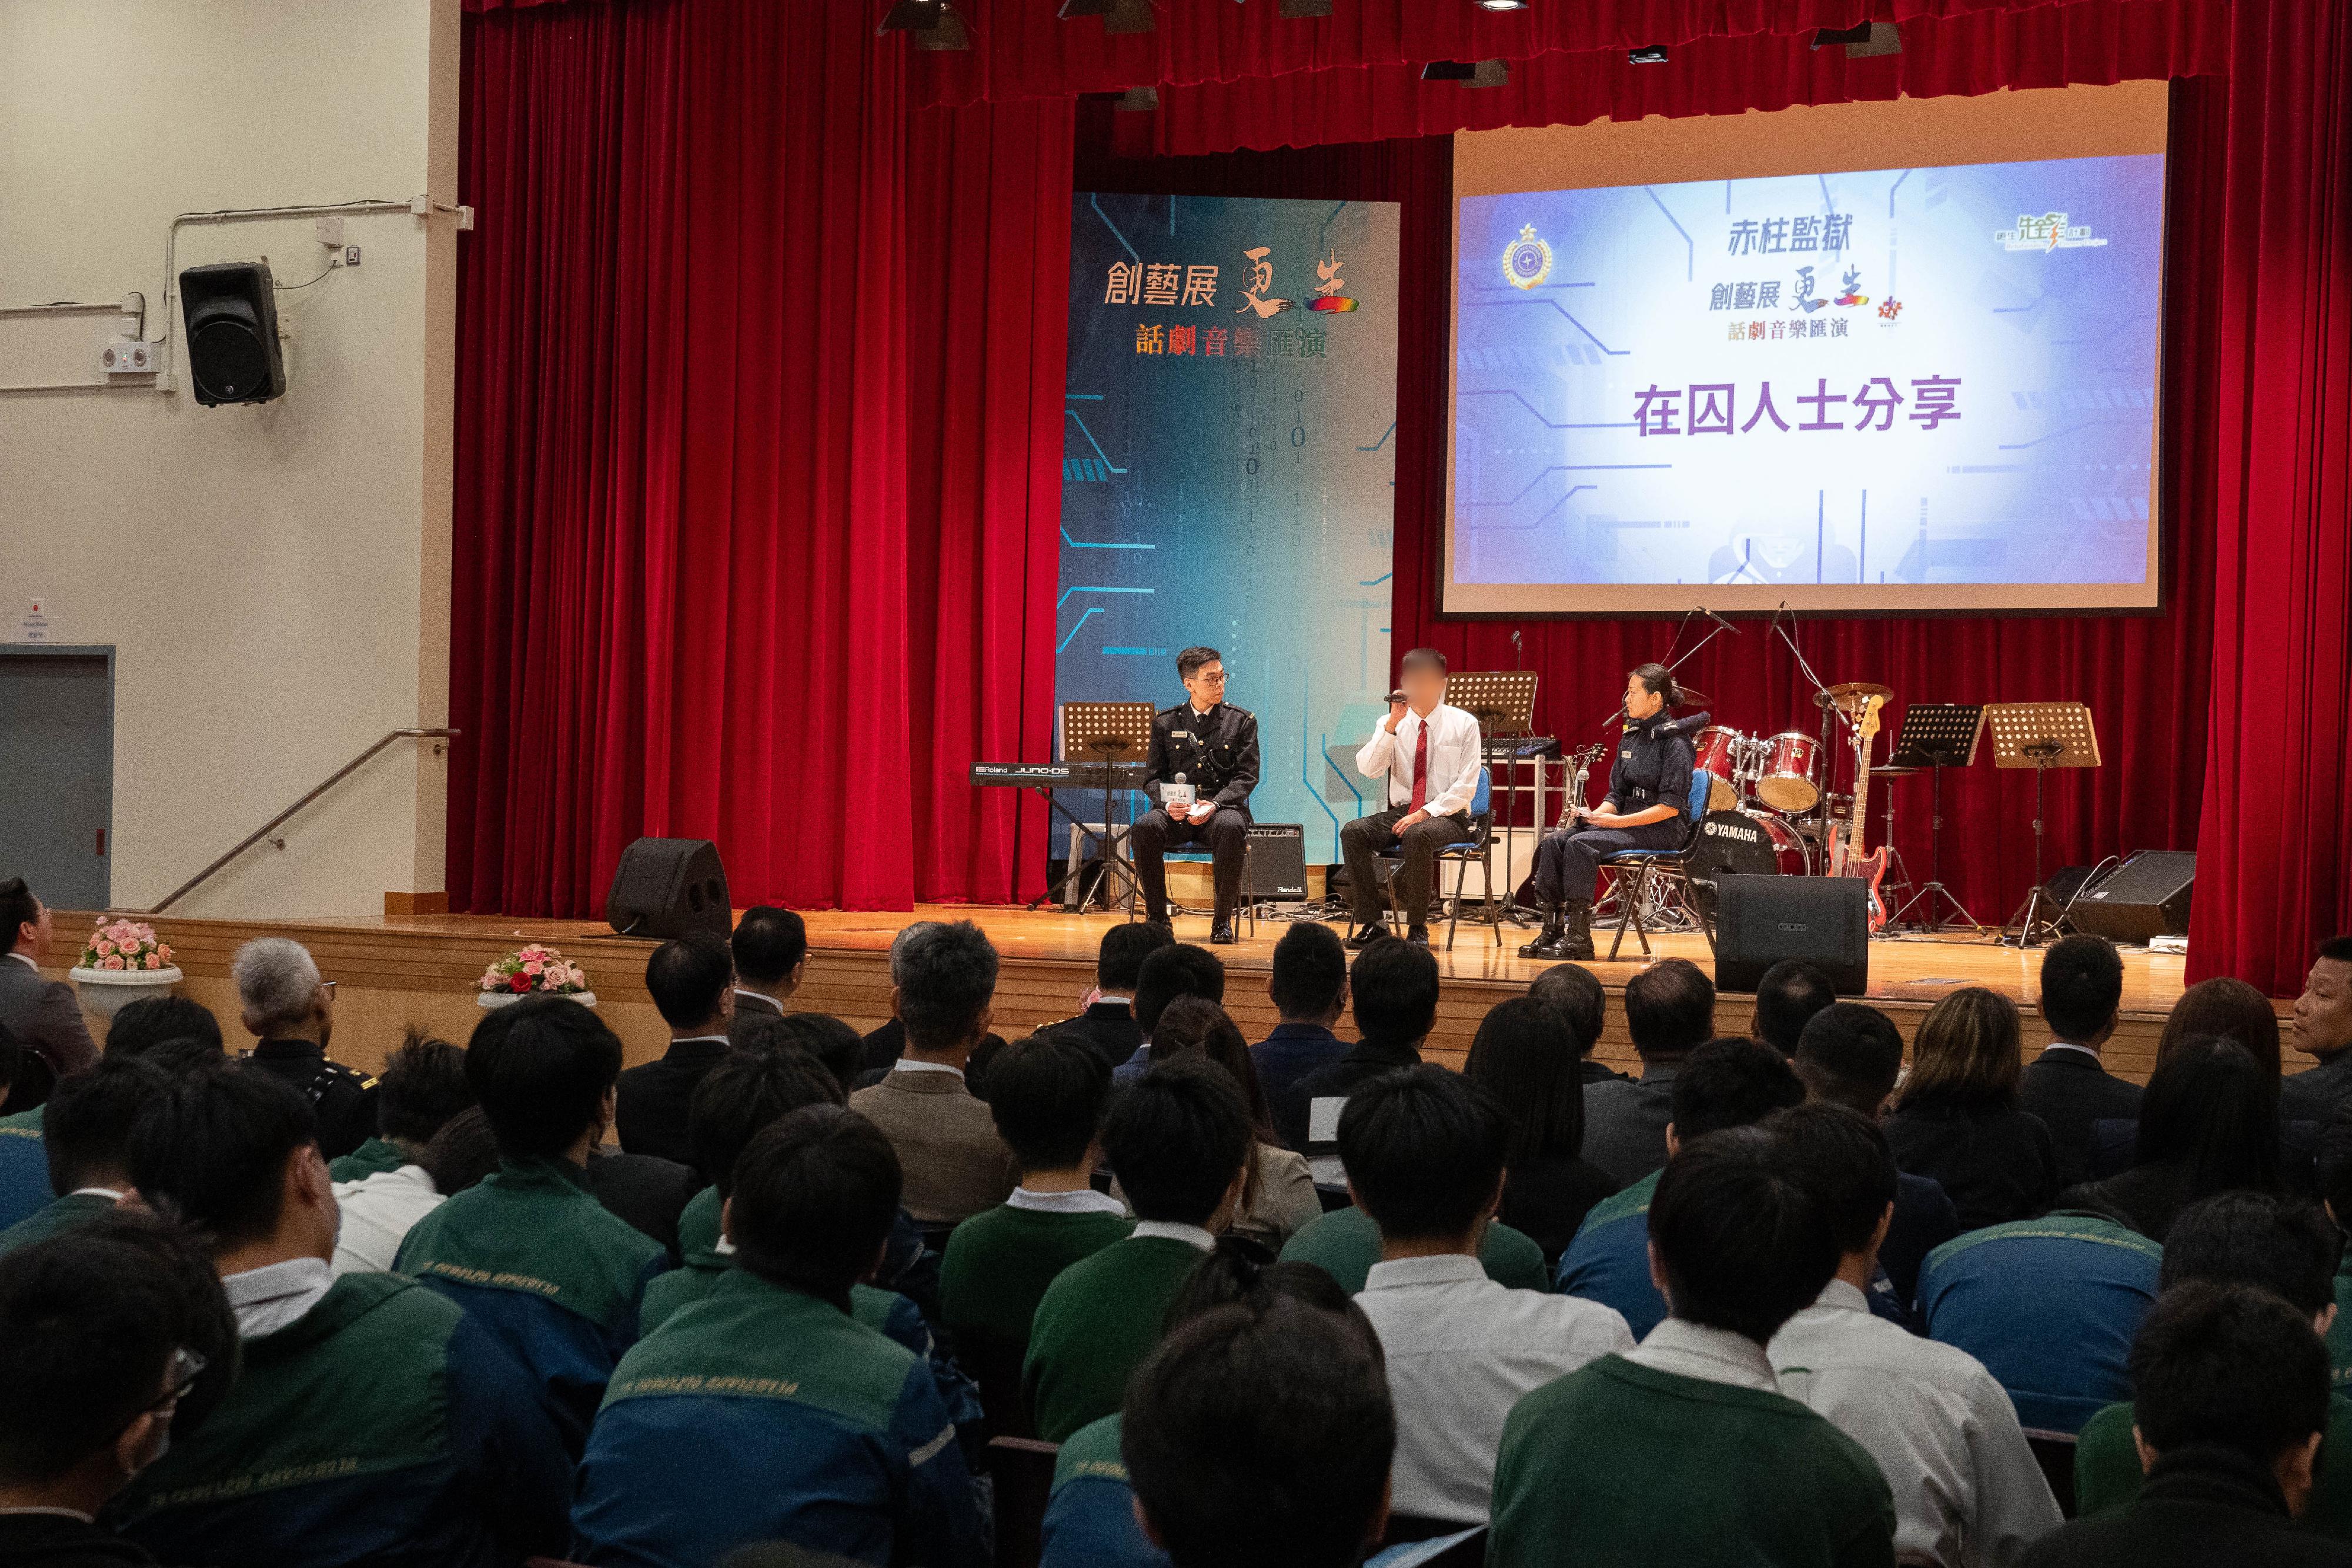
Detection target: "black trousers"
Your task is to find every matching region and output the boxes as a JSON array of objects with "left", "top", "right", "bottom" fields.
[
  {"left": 1340, "top": 807, "right": 1472, "bottom": 925},
  {"left": 1129, "top": 807, "right": 1248, "bottom": 918},
  {"left": 1532, "top": 818, "right": 1686, "bottom": 905}
]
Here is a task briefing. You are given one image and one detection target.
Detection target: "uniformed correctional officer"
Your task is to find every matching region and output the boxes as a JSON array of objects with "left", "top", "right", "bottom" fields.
[
  {"left": 230, "top": 936, "right": 379, "bottom": 1161},
  {"left": 1521, "top": 663, "right": 1701, "bottom": 961},
  {"left": 1128, "top": 646, "right": 1259, "bottom": 945}
]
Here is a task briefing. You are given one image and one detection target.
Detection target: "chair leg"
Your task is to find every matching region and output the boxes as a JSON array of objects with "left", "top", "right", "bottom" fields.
[
  {"left": 1445, "top": 857, "right": 1463, "bottom": 952},
  {"left": 1607, "top": 864, "right": 1651, "bottom": 961}
]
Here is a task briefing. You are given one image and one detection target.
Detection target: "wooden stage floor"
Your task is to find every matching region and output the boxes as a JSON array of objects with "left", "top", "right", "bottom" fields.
[{"left": 58, "top": 902, "right": 2206, "bottom": 1084}]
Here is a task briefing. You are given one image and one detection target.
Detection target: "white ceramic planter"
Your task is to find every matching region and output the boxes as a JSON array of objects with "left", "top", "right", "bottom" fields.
[
  {"left": 69, "top": 965, "right": 185, "bottom": 1019},
  {"left": 477, "top": 989, "right": 598, "bottom": 1009}
]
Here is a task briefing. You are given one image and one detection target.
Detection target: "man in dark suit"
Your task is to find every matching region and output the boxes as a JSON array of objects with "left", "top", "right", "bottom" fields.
[
  {"left": 1280, "top": 937, "right": 1436, "bottom": 1155},
  {"left": 0, "top": 879, "right": 98, "bottom": 1108},
  {"left": 1046, "top": 922, "right": 1171, "bottom": 1074},
  {"left": 616, "top": 932, "right": 734, "bottom": 1171},
  {"left": 2017, "top": 1282, "right": 2348, "bottom": 1568},
  {"left": 1527, "top": 962, "right": 1629, "bottom": 1086},
  {"left": 2022, "top": 934, "right": 2143, "bottom": 1188},
  {"left": 1126, "top": 646, "right": 1259, "bottom": 944},
  {"left": 727, "top": 905, "right": 807, "bottom": 1022},
  {"left": 1581, "top": 958, "right": 1714, "bottom": 1187},
  {"left": 230, "top": 936, "right": 377, "bottom": 1160},
  {"left": 2282, "top": 936, "right": 2352, "bottom": 1129}
]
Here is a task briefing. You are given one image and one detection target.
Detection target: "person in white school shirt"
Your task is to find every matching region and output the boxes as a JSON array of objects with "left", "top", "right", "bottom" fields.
[
  {"left": 1341, "top": 647, "right": 1485, "bottom": 948},
  {"left": 1767, "top": 1103, "right": 2063, "bottom": 1568}
]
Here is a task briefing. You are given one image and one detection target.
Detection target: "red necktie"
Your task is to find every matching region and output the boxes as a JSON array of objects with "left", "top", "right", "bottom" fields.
[{"left": 1409, "top": 720, "right": 1429, "bottom": 813}]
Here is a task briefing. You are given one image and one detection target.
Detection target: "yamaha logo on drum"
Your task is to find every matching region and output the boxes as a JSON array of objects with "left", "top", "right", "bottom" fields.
[{"left": 1703, "top": 818, "right": 1765, "bottom": 845}]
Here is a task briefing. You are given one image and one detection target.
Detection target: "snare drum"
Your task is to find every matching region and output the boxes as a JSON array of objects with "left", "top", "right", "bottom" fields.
[
  {"left": 1754, "top": 730, "right": 1823, "bottom": 813},
  {"left": 1690, "top": 726, "right": 1746, "bottom": 812}
]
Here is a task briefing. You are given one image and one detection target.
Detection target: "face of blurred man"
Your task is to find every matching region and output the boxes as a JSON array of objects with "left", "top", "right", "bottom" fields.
[
  {"left": 1400, "top": 662, "right": 1445, "bottom": 714},
  {"left": 2294, "top": 955, "right": 2352, "bottom": 1061}
]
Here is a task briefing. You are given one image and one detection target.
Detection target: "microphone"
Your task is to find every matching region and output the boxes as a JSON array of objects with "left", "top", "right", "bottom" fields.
[{"left": 1697, "top": 606, "right": 1740, "bottom": 635}]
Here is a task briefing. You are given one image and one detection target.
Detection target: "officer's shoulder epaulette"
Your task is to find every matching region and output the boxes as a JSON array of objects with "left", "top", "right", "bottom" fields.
[{"left": 326, "top": 1061, "right": 377, "bottom": 1091}]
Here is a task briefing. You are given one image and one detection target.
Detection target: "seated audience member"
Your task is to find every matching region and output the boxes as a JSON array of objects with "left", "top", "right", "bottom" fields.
[
  {"left": 1767, "top": 1103, "right": 2064, "bottom": 1567},
  {"left": 102, "top": 993, "right": 225, "bottom": 1061},
  {"left": 1252, "top": 921, "right": 1352, "bottom": 1138},
  {"left": 772, "top": 1011, "right": 867, "bottom": 1098},
  {"left": 573, "top": 1106, "right": 987, "bottom": 1568},
  {"left": 1491, "top": 1127, "right": 1896, "bottom": 1568},
  {"left": 1347, "top": 1065, "right": 1633, "bottom": 1524},
  {"left": 0, "top": 1028, "right": 40, "bottom": 1230},
  {"left": 940, "top": 1033, "right": 1132, "bottom": 1382},
  {"left": 0, "top": 878, "right": 99, "bottom": 1106},
  {"left": 1025, "top": 1060, "right": 1252, "bottom": 1442},
  {"left": 1145, "top": 997, "right": 1319, "bottom": 1249},
  {"left": 2162, "top": 974, "right": 2285, "bottom": 1076},
  {"left": 2064, "top": 1038, "right": 2280, "bottom": 1242},
  {"left": 1529, "top": 961, "right": 1628, "bottom": 1085},
  {"left": 395, "top": 997, "right": 669, "bottom": 1448},
  {"left": 0, "top": 1055, "right": 168, "bottom": 1256},
  {"left": 1282, "top": 1199, "right": 1548, "bottom": 1295},
  {"left": 1114, "top": 943, "right": 1228, "bottom": 1085},
  {"left": 847, "top": 921, "right": 1018, "bottom": 1223},
  {"left": 1055, "top": 922, "right": 1172, "bottom": 1072},
  {"left": 1753, "top": 959, "right": 1838, "bottom": 1058},
  {"left": 1795, "top": 1003, "right": 1964, "bottom": 1310},
  {"left": 1464, "top": 996, "right": 1621, "bottom": 1266},
  {"left": 618, "top": 933, "right": 738, "bottom": 1170},
  {"left": 1582, "top": 957, "right": 1716, "bottom": 1186},
  {"left": 1040, "top": 1251, "right": 1358, "bottom": 1568},
  {"left": 1885, "top": 987, "right": 2059, "bottom": 1231},
  {"left": 727, "top": 905, "right": 808, "bottom": 1021},
  {"left": 1279, "top": 936, "right": 1440, "bottom": 1154},
  {"left": 1121, "top": 1286, "right": 1396, "bottom": 1568},
  {"left": 121, "top": 1061, "right": 571, "bottom": 1564},
  {"left": 0, "top": 1213, "right": 235, "bottom": 1568},
  {"left": 857, "top": 924, "right": 925, "bottom": 1075},
  {"left": 2023, "top": 934, "right": 2141, "bottom": 1188},
  {"left": 2019, "top": 1283, "right": 2352, "bottom": 1568},
  {"left": 230, "top": 937, "right": 378, "bottom": 1160},
  {"left": 2286, "top": 938, "right": 2352, "bottom": 1138},
  {"left": 2073, "top": 1193, "right": 2352, "bottom": 1538},
  {"left": 1559, "top": 1038, "right": 1805, "bottom": 1339},
  {"left": 329, "top": 1034, "right": 477, "bottom": 1273},
  {"left": 1915, "top": 1196, "right": 2163, "bottom": 1435}
]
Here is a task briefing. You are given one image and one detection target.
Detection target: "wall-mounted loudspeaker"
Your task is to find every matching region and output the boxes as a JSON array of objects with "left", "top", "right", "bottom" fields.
[{"left": 179, "top": 262, "right": 288, "bottom": 406}]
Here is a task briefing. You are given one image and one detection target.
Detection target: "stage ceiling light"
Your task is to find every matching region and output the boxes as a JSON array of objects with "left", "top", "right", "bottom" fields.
[
  {"left": 1476, "top": 0, "right": 1529, "bottom": 11},
  {"left": 1628, "top": 43, "right": 1669, "bottom": 63}
]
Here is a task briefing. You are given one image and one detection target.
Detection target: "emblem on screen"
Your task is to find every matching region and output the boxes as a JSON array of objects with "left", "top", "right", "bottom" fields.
[
  {"left": 1994, "top": 212, "right": 2108, "bottom": 252},
  {"left": 1502, "top": 223, "right": 1553, "bottom": 290}
]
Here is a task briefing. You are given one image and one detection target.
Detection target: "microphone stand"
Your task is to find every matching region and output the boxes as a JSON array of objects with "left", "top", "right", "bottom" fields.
[{"left": 1768, "top": 603, "right": 1860, "bottom": 851}]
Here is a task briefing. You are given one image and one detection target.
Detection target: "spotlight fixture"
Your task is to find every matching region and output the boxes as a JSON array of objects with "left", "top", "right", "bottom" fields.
[
  {"left": 1279, "top": 0, "right": 1335, "bottom": 15},
  {"left": 1476, "top": 0, "right": 1529, "bottom": 11},
  {"left": 1423, "top": 58, "right": 1508, "bottom": 86},
  {"left": 879, "top": 0, "right": 968, "bottom": 48},
  {"left": 1115, "top": 85, "right": 1159, "bottom": 111},
  {"left": 1627, "top": 43, "right": 1669, "bottom": 63}
]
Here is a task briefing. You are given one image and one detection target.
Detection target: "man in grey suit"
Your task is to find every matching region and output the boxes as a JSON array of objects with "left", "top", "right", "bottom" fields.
[
  {"left": 0, "top": 879, "right": 98, "bottom": 1106},
  {"left": 1581, "top": 957, "right": 1715, "bottom": 1186}
]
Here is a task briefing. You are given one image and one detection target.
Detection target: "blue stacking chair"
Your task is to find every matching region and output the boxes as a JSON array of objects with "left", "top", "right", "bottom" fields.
[
  {"left": 1597, "top": 767, "right": 1715, "bottom": 960},
  {"left": 1132, "top": 844, "right": 1262, "bottom": 935},
  {"left": 1380, "top": 766, "right": 1500, "bottom": 951}
]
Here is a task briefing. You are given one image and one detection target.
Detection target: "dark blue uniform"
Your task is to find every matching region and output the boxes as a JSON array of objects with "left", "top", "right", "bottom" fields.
[
  {"left": 1532, "top": 711, "right": 1699, "bottom": 906},
  {"left": 1129, "top": 701, "right": 1258, "bottom": 923}
]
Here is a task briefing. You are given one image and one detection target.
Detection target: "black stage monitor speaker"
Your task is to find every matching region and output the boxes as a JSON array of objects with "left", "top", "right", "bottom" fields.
[
  {"left": 1243, "top": 823, "right": 1309, "bottom": 902},
  {"left": 2067, "top": 850, "right": 2195, "bottom": 943},
  {"left": 606, "top": 837, "right": 731, "bottom": 940},
  {"left": 179, "top": 262, "right": 288, "bottom": 406},
  {"left": 1715, "top": 875, "right": 1871, "bottom": 995}
]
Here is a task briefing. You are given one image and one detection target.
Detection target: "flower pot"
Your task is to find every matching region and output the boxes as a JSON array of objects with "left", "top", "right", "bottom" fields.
[
  {"left": 70, "top": 965, "right": 185, "bottom": 1019},
  {"left": 477, "top": 989, "right": 598, "bottom": 1009}
]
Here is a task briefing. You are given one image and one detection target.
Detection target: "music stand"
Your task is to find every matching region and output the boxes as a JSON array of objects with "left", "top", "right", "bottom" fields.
[
  {"left": 1445, "top": 671, "right": 1538, "bottom": 930},
  {"left": 1982, "top": 702, "right": 2100, "bottom": 948},
  {"left": 1055, "top": 701, "right": 1156, "bottom": 913},
  {"left": 1885, "top": 703, "right": 1986, "bottom": 932}
]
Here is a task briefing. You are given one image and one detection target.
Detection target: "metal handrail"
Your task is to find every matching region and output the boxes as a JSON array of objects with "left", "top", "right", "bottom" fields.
[{"left": 149, "top": 728, "right": 459, "bottom": 914}]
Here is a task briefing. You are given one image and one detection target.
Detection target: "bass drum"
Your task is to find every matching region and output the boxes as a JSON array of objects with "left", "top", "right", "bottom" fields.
[{"left": 1683, "top": 808, "right": 1811, "bottom": 918}]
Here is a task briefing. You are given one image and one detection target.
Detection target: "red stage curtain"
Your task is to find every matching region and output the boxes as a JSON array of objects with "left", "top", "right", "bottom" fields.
[{"left": 450, "top": 0, "right": 1067, "bottom": 914}]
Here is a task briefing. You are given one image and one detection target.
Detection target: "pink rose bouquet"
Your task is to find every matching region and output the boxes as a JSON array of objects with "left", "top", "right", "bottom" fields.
[
  {"left": 479, "top": 943, "right": 590, "bottom": 997},
  {"left": 78, "top": 918, "right": 174, "bottom": 972}
]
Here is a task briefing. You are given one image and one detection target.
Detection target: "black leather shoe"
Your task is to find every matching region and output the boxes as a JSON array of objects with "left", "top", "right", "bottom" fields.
[
  {"left": 1345, "top": 922, "right": 1386, "bottom": 949},
  {"left": 1405, "top": 925, "right": 1431, "bottom": 947},
  {"left": 1210, "top": 918, "right": 1239, "bottom": 945}
]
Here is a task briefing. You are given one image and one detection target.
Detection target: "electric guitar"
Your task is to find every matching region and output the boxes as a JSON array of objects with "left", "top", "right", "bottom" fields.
[{"left": 1828, "top": 694, "right": 1890, "bottom": 932}]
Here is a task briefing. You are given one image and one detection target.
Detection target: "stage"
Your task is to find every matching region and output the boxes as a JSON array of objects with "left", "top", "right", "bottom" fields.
[{"left": 54, "top": 902, "right": 2217, "bottom": 1085}]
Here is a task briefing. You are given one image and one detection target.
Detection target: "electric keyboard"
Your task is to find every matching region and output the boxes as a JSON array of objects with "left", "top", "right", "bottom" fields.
[{"left": 968, "top": 761, "right": 1149, "bottom": 790}]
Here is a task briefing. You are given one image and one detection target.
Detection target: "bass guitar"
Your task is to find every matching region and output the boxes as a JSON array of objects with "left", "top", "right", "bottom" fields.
[
  {"left": 1827, "top": 693, "right": 1890, "bottom": 932},
  {"left": 1511, "top": 744, "right": 1605, "bottom": 908}
]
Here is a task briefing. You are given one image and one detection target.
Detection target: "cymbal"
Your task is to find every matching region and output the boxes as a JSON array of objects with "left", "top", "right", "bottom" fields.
[
  {"left": 1825, "top": 681, "right": 1894, "bottom": 704},
  {"left": 1871, "top": 765, "right": 1922, "bottom": 778}
]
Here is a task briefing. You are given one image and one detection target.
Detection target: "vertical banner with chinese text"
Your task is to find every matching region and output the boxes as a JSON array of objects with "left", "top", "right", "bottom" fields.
[{"left": 1060, "top": 195, "right": 1401, "bottom": 867}]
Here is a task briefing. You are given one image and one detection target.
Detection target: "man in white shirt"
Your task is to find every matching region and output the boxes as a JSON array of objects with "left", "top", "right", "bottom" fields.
[
  {"left": 332, "top": 1163, "right": 445, "bottom": 1275},
  {"left": 1345, "top": 1064, "right": 1633, "bottom": 1523},
  {"left": 1766, "top": 1102, "right": 2062, "bottom": 1568},
  {"left": 1342, "top": 647, "right": 1485, "bottom": 947}
]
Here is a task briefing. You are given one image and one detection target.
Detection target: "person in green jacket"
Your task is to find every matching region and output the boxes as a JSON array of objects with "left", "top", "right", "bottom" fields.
[
  {"left": 2075, "top": 1191, "right": 2352, "bottom": 1537},
  {"left": 0, "top": 1054, "right": 173, "bottom": 1256},
  {"left": 1489, "top": 1125, "right": 1897, "bottom": 1568},
  {"left": 1025, "top": 1059, "right": 1252, "bottom": 1442},
  {"left": 327, "top": 1031, "right": 475, "bottom": 1182}
]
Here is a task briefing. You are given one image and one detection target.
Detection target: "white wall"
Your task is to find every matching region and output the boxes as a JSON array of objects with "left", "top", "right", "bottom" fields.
[{"left": 0, "top": 0, "right": 459, "bottom": 918}]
